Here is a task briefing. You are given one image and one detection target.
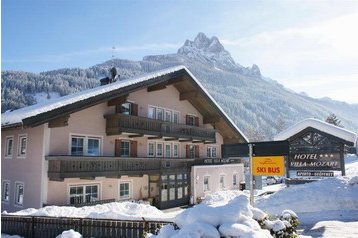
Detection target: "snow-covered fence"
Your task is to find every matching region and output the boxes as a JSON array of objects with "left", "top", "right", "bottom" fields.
[{"left": 1, "top": 214, "right": 172, "bottom": 238}]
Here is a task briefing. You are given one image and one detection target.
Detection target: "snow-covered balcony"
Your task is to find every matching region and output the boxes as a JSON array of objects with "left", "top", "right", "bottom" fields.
[{"left": 104, "top": 113, "right": 216, "bottom": 143}]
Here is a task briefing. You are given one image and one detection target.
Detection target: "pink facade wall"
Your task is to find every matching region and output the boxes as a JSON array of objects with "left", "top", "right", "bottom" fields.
[
  {"left": 1, "top": 125, "right": 46, "bottom": 212},
  {"left": 48, "top": 85, "right": 223, "bottom": 158},
  {"left": 191, "top": 164, "right": 245, "bottom": 203},
  {"left": 47, "top": 175, "right": 149, "bottom": 205}
]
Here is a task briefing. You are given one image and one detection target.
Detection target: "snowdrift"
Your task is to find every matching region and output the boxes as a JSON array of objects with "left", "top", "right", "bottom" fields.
[{"left": 256, "top": 176, "right": 358, "bottom": 215}]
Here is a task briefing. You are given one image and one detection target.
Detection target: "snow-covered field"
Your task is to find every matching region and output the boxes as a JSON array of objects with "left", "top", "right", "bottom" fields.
[{"left": 2, "top": 154, "right": 358, "bottom": 238}]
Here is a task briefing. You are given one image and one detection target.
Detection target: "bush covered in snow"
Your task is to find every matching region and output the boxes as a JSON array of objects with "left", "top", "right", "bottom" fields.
[{"left": 147, "top": 195, "right": 300, "bottom": 238}]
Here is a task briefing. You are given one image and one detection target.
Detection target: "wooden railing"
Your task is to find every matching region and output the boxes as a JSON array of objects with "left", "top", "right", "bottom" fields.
[
  {"left": 1, "top": 214, "right": 174, "bottom": 238},
  {"left": 104, "top": 113, "right": 216, "bottom": 142},
  {"left": 46, "top": 156, "right": 194, "bottom": 181}
]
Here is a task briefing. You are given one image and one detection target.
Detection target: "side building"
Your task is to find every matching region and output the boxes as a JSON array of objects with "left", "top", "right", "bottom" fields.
[{"left": 1, "top": 66, "right": 248, "bottom": 212}]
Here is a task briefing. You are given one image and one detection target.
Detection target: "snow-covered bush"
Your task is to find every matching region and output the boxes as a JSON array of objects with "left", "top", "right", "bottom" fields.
[{"left": 261, "top": 210, "right": 299, "bottom": 238}]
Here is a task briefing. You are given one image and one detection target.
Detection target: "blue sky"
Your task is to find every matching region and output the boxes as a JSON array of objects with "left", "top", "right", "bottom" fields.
[{"left": 2, "top": 0, "right": 358, "bottom": 103}]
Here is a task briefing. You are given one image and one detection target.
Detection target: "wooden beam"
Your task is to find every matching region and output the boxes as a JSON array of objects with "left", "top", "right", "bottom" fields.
[
  {"left": 80, "top": 177, "right": 95, "bottom": 180},
  {"left": 180, "top": 90, "right": 198, "bottom": 101},
  {"left": 107, "top": 94, "right": 128, "bottom": 106},
  {"left": 204, "top": 141, "right": 217, "bottom": 144},
  {"left": 148, "top": 136, "right": 162, "bottom": 140},
  {"left": 48, "top": 115, "right": 70, "bottom": 128},
  {"left": 223, "top": 137, "right": 242, "bottom": 144},
  {"left": 203, "top": 116, "right": 221, "bottom": 124},
  {"left": 147, "top": 82, "right": 168, "bottom": 92},
  {"left": 128, "top": 134, "right": 144, "bottom": 138},
  {"left": 192, "top": 140, "right": 205, "bottom": 144}
]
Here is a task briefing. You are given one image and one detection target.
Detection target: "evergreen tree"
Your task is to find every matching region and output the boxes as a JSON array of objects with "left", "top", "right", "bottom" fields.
[{"left": 325, "top": 113, "right": 343, "bottom": 127}]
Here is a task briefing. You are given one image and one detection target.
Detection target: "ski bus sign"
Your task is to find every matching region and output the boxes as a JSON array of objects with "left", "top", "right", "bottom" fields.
[{"left": 252, "top": 156, "right": 285, "bottom": 176}]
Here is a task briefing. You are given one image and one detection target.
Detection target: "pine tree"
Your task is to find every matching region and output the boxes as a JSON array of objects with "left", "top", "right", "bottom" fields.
[{"left": 325, "top": 113, "right": 343, "bottom": 127}]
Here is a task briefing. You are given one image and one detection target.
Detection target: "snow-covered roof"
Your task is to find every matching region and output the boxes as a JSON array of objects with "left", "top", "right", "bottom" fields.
[
  {"left": 274, "top": 118, "right": 357, "bottom": 146},
  {"left": 1, "top": 65, "right": 248, "bottom": 142}
]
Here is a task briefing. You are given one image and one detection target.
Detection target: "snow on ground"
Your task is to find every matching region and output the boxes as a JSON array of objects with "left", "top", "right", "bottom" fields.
[
  {"left": 150, "top": 195, "right": 275, "bottom": 238},
  {"left": 255, "top": 176, "right": 358, "bottom": 215},
  {"left": 1, "top": 235, "right": 23, "bottom": 238},
  {"left": 3, "top": 201, "right": 177, "bottom": 222},
  {"left": 55, "top": 229, "right": 82, "bottom": 238}
]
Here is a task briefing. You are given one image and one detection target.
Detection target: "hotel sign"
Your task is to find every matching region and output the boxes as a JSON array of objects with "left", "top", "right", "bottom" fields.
[
  {"left": 252, "top": 156, "right": 285, "bottom": 176},
  {"left": 289, "top": 153, "right": 341, "bottom": 170}
]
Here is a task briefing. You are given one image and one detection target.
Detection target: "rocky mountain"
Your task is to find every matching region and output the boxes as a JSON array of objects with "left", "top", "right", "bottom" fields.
[{"left": 2, "top": 33, "right": 358, "bottom": 140}]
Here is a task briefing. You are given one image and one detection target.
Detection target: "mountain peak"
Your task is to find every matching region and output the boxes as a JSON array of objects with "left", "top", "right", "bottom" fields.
[
  {"left": 178, "top": 33, "right": 237, "bottom": 70},
  {"left": 180, "top": 32, "right": 225, "bottom": 54}
]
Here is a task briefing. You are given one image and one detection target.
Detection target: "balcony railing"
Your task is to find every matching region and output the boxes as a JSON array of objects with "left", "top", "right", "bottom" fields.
[
  {"left": 104, "top": 114, "right": 216, "bottom": 142},
  {"left": 46, "top": 156, "right": 194, "bottom": 181}
]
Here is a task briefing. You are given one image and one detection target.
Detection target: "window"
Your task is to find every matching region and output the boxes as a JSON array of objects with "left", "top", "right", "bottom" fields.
[
  {"left": 88, "top": 138, "right": 100, "bottom": 156},
  {"left": 233, "top": 174, "right": 238, "bottom": 186},
  {"left": 120, "top": 141, "right": 130, "bottom": 157},
  {"left": 71, "top": 136, "right": 101, "bottom": 156},
  {"left": 18, "top": 135, "right": 27, "bottom": 157},
  {"left": 173, "top": 112, "right": 179, "bottom": 124},
  {"left": 188, "top": 145, "right": 195, "bottom": 158},
  {"left": 69, "top": 184, "right": 99, "bottom": 205},
  {"left": 173, "top": 144, "right": 179, "bottom": 157},
  {"left": 2, "top": 181, "right": 10, "bottom": 202},
  {"left": 156, "top": 143, "right": 163, "bottom": 157},
  {"left": 165, "top": 110, "right": 172, "bottom": 122},
  {"left": 148, "top": 142, "right": 155, "bottom": 157},
  {"left": 15, "top": 182, "right": 24, "bottom": 206},
  {"left": 148, "top": 106, "right": 179, "bottom": 123},
  {"left": 119, "top": 182, "right": 131, "bottom": 199},
  {"left": 71, "top": 137, "right": 84, "bottom": 155},
  {"left": 148, "top": 106, "right": 156, "bottom": 119},
  {"left": 204, "top": 176, "right": 210, "bottom": 191},
  {"left": 207, "top": 146, "right": 217, "bottom": 158},
  {"left": 220, "top": 175, "right": 225, "bottom": 189},
  {"left": 156, "top": 108, "right": 164, "bottom": 121},
  {"left": 161, "top": 175, "right": 168, "bottom": 202},
  {"left": 187, "top": 115, "right": 195, "bottom": 126},
  {"left": 120, "top": 102, "right": 132, "bottom": 115},
  {"left": 5, "top": 136, "right": 13, "bottom": 158},
  {"left": 165, "top": 144, "right": 171, "bottom": 157}
]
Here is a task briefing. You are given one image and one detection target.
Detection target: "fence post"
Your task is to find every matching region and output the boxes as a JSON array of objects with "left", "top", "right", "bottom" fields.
[
  {"left": 142, "top": 217, "right": 149, "bottom": 235},
  {"left": 30, "top": 216, "right": 35, "bottom": 238}
]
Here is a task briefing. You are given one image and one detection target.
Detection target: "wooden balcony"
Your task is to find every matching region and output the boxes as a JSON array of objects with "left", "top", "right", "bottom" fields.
[
  {"left": 46, "top": 156, "right": 194, "bottom": 181},
  {"left": 104, "top": 114, "right": 216, "bottom": 142}
]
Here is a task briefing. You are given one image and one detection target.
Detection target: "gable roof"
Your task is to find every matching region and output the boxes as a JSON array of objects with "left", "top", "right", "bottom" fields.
[
  {"left": 2, "top": 65, "right": 248, "bottom": 143},
  {"left": 274, "top": 118, "right": 357, "bottom": 146}
]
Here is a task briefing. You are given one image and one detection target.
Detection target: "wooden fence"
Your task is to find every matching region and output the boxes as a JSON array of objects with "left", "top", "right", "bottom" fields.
[{"left": 1, "top": 214, "right": 174, "bottom": 238}]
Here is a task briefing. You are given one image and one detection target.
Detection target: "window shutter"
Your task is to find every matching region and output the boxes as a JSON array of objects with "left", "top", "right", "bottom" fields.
[
  {"left": 131, "top": 103, "right": 138, "bottom": 116},
  {"left": 115, "top": 139, "right": 121, "bottom": 157},
  {"left": 186, "top": 115, "right": 190, "bottom": 125},
  {"left": 195, "top": 116, "right": 199, "bottom": 126},
  {"left": 195, "top": 145, "right": 199, "bottom": 158},
  {"left": 130, "top": 141, "right": 138, "bottom": 157},
  {"left": 186, "top": 145, "right": 190, "bottom": 158}
]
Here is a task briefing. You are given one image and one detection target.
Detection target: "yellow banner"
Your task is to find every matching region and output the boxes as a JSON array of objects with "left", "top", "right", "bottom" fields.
[{"left": 252, "top": 156, "right": 285, "bottom": 176}]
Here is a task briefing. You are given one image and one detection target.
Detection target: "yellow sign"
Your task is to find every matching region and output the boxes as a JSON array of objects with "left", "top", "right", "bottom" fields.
[{"left": 252, "top": 156, "right": 285, "bottom": 176}]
